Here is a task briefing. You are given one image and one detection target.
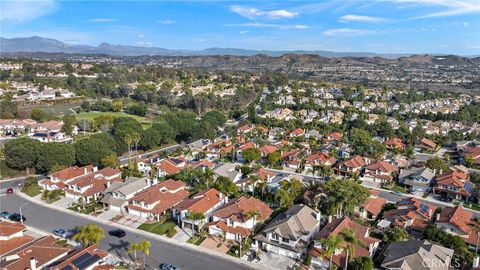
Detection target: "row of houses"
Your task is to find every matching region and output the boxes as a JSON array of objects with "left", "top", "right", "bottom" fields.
[{"left": 0, "top": 119, "right": 76, "bottom": 143}]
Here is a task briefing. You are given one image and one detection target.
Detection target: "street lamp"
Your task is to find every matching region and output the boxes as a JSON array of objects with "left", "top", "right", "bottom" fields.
[{"left": 19, "top": 203, "right": 28, "bottom": 224}]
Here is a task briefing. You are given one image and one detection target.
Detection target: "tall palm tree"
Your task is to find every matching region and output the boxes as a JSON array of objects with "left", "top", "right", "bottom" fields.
[
  {"left": 139, "top": 240, "right": 150, "bottom": 270},
  {"left": 320, "top": 235, "right": 344, "bottom": 270},
  {"left": 72, "top": 223, "right": 104, "bottom": 246},
  {"left": 186, "top": 211, "right": 206, "bottom": 233},
  {"left": 274, "top": 188, "right": 292, "bottom": 208},
  {"left": 339, "top": 228, "right": 365, "bottom": 270},
  {"left": 246, "top": 209, "right": 261, "bottom": 230},
  {"left": 128, "top": 242, "right": 140, "bottom": 268}
]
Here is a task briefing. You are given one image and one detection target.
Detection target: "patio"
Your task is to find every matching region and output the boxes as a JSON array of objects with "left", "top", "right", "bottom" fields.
[{"left": 199, "top": 235, "right": 232, "bottom": 254}]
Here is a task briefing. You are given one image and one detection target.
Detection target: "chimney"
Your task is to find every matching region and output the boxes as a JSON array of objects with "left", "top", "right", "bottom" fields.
[
  {"left": 84, "top": 167, "right": 88, "bottom": 175},
  {"left": 436, "top": 213, "right": 440, "bottom": 221},
  {"left": 93, "top": 166, "right": 98, "bottom": 172},
  {"left": 473, "top": 256, "right": 479, "bottom": 268},
  {"left": 316, "top": 211, "right": 321, "bottom": 221},
  {"left": 328, "top": 215, "right": 333, "bottom": 223},
  {"left": 30, "top": 258, "right": 36, "bottom": 270}
]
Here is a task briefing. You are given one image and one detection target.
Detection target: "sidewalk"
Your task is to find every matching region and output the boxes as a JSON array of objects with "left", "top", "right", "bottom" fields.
[{"left": 15, "top": 191, "right": 264, "bottom": 270}]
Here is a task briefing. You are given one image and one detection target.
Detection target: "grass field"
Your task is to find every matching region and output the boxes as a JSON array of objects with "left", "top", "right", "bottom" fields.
[
  {"left": 20, "top": 103, "right": 82, "bottom": 116},
  {"left": 75, "top": 111, "right": 152, "bottom": 128},
  {"left": 138, "top": 221, "right": 176, "bottom": 236}
]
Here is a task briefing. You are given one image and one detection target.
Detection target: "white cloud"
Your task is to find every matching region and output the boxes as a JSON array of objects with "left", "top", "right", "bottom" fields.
[
  {"left": 156, "top": 20, "right": 175, "bottom": 24},
  {"left": 388, "top": 0, "right": 480, "bottom": 19},
  {"left": 230, "top": 5, "right": 298, "bottom": 20},
  {"left": 88, "top": 18, "right": 118, "bottom": 23},
  {"left": 0, "top": 0, "right": 57, "bottom": 22},
  {"left": 138, "top": 34, "right": 145, "bottom": 39},
  {"left": 225, "top": 22, "right": 308, "bottom": 29},
  {"left": 239, "top": 30, "right": 250, "bottom": 34},
  {"left": 194, "top": 38, "right": 206, "bottom": 43},
  {"left": 323, "top": 28, "right": 376, "bottom": 37},
  {"left": 340, "top": 14, "right": 386, "bottom": 23}
]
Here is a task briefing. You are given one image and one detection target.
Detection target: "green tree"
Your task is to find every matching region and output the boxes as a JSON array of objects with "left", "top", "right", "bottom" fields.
[
  {"left": 320, "top": 179, "right": 369, "bottom": 217},
  {"left": 320, "top": 235, "right": 343, "bottom": 270},
  {"left": 242, "top": 148, "right": 261, "bottom": 163},
  {"left": 186, "top": 211, "right": 206, "bottom": 233},
  {"left": 72, "top": 224, "right": 105, "bottom": 246},
  {"left": 139, "top": 127, "right": 162, "bottom": 150},
  {"left": 246, "top": 209, "right": 262, "bottom": 229},
  {"left": 111, "top": 117, "right": 143, "bottom": 153},
  {"left": 274, "top": 188, "right": 293, "bottom": 208},
  {"left": 4, "top": 137, "right": 41, "bottom": 175},
  {"left": 348, "top": 256, "right": 374, "bottom": 270},
  {"left": 36, "top": 143, "right": 76, "bottom": 173},
  {"left": 74, "top": 134, "right": 115, "bottom": 166},
  {"left": 30, "top": 108, "right": 48, "bottom": 122},
  {"left": 203, "top": 110, "right": 227, "bottom": 127},
  {"left": 101, "top": 153, "right": 120, "bottom": 168},
  {"left": 0, "top": 98, "right": 17, "bottom": 118},
  {"left": 267, "top": 151, "right": 281, "bottom": 167},
  {"left": 213, "top": 176, "right": 240, "bottom": 197},
  {"left": 426, "top": 157, "right": 449, "bottom": 173},
  {"left": 349, "top": 128, "right": 372, "bottom": 155},
  {"left": 339, "top": 228, "right": 365, "bottom": 270},
  {"left": 62, "top": 115, "right": 77, "bottom": 135},
  {"left": 383, "top": 227, "right": 408, "bottom": 243}
]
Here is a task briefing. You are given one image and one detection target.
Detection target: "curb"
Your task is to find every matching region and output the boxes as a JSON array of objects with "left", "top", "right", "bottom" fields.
[{"left": 15, "top": 191, "right": 266, "bottom": 270}]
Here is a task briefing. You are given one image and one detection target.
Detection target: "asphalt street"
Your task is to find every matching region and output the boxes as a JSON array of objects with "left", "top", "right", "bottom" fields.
[{"left": 0, "top": 193, "right": 254, "bottom": 270}]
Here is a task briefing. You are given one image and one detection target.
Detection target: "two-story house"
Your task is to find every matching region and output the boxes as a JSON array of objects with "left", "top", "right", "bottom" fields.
[
  {"left": 207, "top": 196, "right": 272, "bottom": 242},
  {"left": 433, "top": 170, "right": 475, "bottom": 201},
  {"left": 415, "top": 138, "right": 438, "bottom": 152},
  {"left": 310, "top": 217, "right": 381, "bottom": 269},
  {"left": 435, "top": 206, "right": 479, "bottom": 250},
  {"left": 356, "top": 189, "right": 387, "bottom": 220},
  {"left": 384, "top": 137, "right": 406, "bottom": 151},
  {"left": 64, "top": 168, "right": 122, "bottom": 203},
  {"left": 363, "top": 161, "right": 399, "bottom": 186},
  {"left": 172, "top": 188, "right": 227, "bottom": 232},
  {"left": 334, "top": 155, "right": 368, "bottom": 177},
  {"left": 380, "top": 197, "right": 437, "bottom": 232},
  {"left": 40, "top": 165, "right": 95, "bottom": 191},
  {"left": 303, "top": 152, "right": 337, "bottom": 174},
  {"left": 399, "top": 167, "right": 435, "bottom": 193},
  {"left": 127, "top": 179, "right": 189, "bottom": 221},
  {"left": 100, "top": 176, "right": 155, "bottom": 213},
  {"left": 235, "top": 142, "right": 256, "bottom": 163},
  {"left": 252, "top": 204, "right": 321, "bottom": 259}
]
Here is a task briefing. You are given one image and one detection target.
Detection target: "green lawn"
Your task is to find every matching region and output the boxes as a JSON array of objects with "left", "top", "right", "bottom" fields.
[
  {"left": 187, "top": 235, "right": 206, "bottom": 245},
  {"left": 0, "top": 160, "right": 25, "bottom": 179},
  {"left": 69, "top": 202, "right": 103, "bottom": 214},
  {"left": 21, "top": 184, "right": 42, "bottom": 197},
  {"left": 138, "top": 221, "right": 176, "bottom": 236}
]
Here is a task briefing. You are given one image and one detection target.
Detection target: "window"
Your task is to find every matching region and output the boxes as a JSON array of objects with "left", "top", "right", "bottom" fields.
[
  {"left": 271, "top": 232, "right": 279, "bottom": 241},
  {"left": 282, "top": 237, "right": 290, "bottom": 243}
]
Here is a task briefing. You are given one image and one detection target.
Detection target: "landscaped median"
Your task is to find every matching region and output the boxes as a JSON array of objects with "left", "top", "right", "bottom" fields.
[{"left": 137, "top": 221, "right": 177, "bottom": 238}]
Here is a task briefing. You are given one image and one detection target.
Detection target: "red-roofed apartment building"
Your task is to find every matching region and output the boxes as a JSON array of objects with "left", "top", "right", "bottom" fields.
[
  {"left": 207, "top": 196, "right": 272, "bottom": 241},
  {"left": 40, "top": 165, "right": 95, "bottom": 191},
  {"left": 334, "top": 155, "right": 368, "bottom": 177},
  {"left": 127, "top": 179, "right": 189, "bottom": 221},
  {"left": 172, "top": 188, "right": 227, "bottom": 231},
  {"left": 433, "top": 170, "right": 474, "bottom": 201},
  {"left": 310, "top": 217, "right": 381, "bottom": 270},
  {"left": 363, "top": 161, "right": 399, "bottom": 186},
  {"left": 435, "top": 206, "right": 479, "bottom": 249},
  {"left": 64, "top": 168, "right": 122, "bottom": 203}
]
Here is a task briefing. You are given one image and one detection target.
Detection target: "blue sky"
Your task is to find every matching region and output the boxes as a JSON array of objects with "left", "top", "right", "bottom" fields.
[{"left": 1, "top": 0, "right": 479, "bottom": 55}]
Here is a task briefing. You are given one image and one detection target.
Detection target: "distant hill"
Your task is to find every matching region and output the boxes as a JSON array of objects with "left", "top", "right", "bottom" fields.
[{"left": 0, "top": 36, "right": 416, "bottom": 58}]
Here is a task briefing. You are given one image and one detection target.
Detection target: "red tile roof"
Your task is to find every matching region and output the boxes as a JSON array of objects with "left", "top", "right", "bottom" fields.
[
  {"left": 50, "top": 244, "right": 108, "bottom": 270},
  {"left": 365, "top": 161, "right": 399, "bottom": 174},
  {"left": 212, "top": 196, "right": 272, "bottom": 223},
  {"left": 174, "top": 188, "right": 224, "bottom": 214},
  {"left": 259, "top": 145, "right": 278, "bottom": 155},
  {"left": 50, "top": 165, "right": 94, "bottom": 181},
  {"left": 206, "top": 220, "right": 251, "bottom": 237},
  {"left": 361, "top": 196, "right": 387, "bottom": 216},
  {"left": 0, "top": 221, "right": 26, "bottom": 238},
  {"left": 420, "top": 138, "right": 437, "bottom": 149},
  {"left": 157, "top": 159, "right": 181, "bottom": 175},
  {"left": 436, "top": 206, "right": 473, "bottom": 235},
  {"left": 338, "top": 155, "right": 366, "bottom": 169}
]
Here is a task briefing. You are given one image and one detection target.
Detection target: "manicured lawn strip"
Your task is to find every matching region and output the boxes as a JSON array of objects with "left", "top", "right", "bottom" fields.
[
  {"left": 76, "top": 111, "right": 148, "bottom": 123},
  {"left": 21, "top": 184, "right": 42, "bottom": 197},
  {"left": 138, "top": 221, "right": 176, "bottom": 236},
  {"left": 187, "top": 235, "right": 206, "bottom": 245},
  {"left": 69, "top": 202, "right": 103, "bottom": 214}
]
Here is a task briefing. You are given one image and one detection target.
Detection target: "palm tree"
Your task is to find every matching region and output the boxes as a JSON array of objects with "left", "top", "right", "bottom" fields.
[
  {"left": 470, "top": 221, "right": 480, "bottom": 254},
  {"left": 274, "top": 188, "right": 292, "bottom": 208},
  {"left": 246, "top": 209, "right": 261, "bottom": 230},
  {"left": 139, "top": 240, "right": 150, "bottom": 270},
  {"left": 128, "top": 242, "right": 140, "bottom": 268},
  {"left": 186, "top": 211, "right": 206, "bottom": 233},
  {"left": 320, "top": 235, "right": 343, "bottom": 270},
  {"left": 41, "top": 190, "right": 54, "bottom": 203},
  {"left": 72, "top": 223, "right": 104, "bottom": 246},
  {"left": 339, "top": 228, "right": 365, "bottom": 270}
]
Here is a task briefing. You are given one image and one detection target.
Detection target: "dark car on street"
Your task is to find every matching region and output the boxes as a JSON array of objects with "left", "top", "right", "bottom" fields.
[
  {"left": 108, "top": 229, "right": 126, "bottom": 238},
  {"left": 9, "top": 213, "right": 25, "bottom": 222}
]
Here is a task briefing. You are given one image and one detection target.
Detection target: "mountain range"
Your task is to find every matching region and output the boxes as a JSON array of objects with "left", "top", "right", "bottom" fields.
[{"left": 0, "top": 36, "right": 418, "bottom": 58}]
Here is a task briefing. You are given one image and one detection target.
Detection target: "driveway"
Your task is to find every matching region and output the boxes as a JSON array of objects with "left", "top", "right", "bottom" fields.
[
  {"left": 171, "top": 226, "right": 193, "bottom": 242},
  {"left": 199, "top": 236, "right": 231, "bottom": 254},
  {"left": 116, "top": 214, "right": 146, "bottom": 228},
  {"left": 52, "top": 197, "right": 75, "bottom": 208},
  {"left": 253, "top": 252, "right": 297, "bottom": 270}
]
